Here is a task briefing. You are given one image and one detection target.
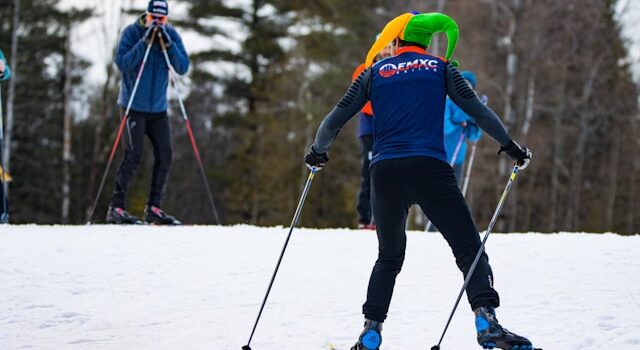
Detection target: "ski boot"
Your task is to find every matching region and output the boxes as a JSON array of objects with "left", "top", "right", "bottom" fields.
[
  {"left": 474, "top": 306, "right": 533, "bottom": 350},
  {"left": 0, "top": 213, "right": 9, "bottom": 224},
  {"left": 144, "top": 205, "right": 182, "bottom": 225},
  {"left": 106, "top": 206, "right": 143, "bottom": 225},
  {"left": 351, "top": 319, "right": 382, "bottom": 350}
]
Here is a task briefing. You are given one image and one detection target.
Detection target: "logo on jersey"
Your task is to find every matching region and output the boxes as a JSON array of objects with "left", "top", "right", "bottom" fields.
[
  {"left": 378, "top": 59, "right": 440, "bottom": 78},
  {"left": 379, "top": 63, "right": 398, "bottom": 78}
]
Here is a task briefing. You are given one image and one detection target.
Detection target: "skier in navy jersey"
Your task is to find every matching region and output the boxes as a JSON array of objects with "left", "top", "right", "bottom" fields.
[{"left": 305, "top": 13, "right": 534, "bottom": 350}]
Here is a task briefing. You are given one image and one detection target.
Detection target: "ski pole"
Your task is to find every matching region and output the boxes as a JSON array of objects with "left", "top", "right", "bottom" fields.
[
  {"left": 242, "top": 166, "right": 320, "bottom": 350},
  {"left": 461, "top": 141, "right": 477, "bottom": 197},
  {"left": 425, "top": 132, "right": 465, "bottom": 231},
  {"left": 86, "top": 27, "right": 158, "bottom": 224},
  {"left": 158, "top": 35, "right": 221, "bottom": 225},
  {"left": 431, "top": 163, "right": 521, "bottom": 350},
  {"left": 0, "top": 84, "right": 8, "bottom": 222}
]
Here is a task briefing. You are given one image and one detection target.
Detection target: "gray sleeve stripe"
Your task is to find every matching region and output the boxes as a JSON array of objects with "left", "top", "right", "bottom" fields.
[{"left": 449, "top": 66, "right": 477, "bottom": 99}]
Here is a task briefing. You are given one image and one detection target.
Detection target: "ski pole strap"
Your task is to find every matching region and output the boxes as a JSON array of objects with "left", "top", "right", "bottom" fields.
[{"left": 306, "top": 164, "right": 320, "bottom": 174}]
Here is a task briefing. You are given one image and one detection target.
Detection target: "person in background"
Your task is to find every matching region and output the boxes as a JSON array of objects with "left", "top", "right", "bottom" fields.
[
  {"left": 443, "top": 70, "right": 483, "bottom": 186},
  {"left": 107, "top": 0, "right": 189, "bottom": 225},
  {"left": 0, "top": 47, "right": 12, "bottom": 224},
  {"left": 353, "top": 42, "right": 395, "bottom": 230}
]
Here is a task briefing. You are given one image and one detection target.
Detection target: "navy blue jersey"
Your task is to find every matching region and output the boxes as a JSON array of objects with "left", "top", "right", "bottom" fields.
[
  {"left": 311, "top": 46, "right": 511, "bottom": 165},
  {"left": 369, "top": 47, "right": 448, "bottom": 166}
]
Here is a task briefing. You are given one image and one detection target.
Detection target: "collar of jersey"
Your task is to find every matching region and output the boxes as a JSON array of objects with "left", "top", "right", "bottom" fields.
[{"left": 395, "top": 46, "right": 427, "bottom": 56}]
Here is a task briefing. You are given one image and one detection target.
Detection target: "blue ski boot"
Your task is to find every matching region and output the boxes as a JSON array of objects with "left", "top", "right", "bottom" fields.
[
  {"left": 350, "top": 319, "right": 382, "bottom": 350},
  {"left": 474, "top": 306, "right": 533, "bottom": 350}
]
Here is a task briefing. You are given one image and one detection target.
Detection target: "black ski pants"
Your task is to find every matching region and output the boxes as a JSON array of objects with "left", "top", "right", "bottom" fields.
[
  {"left": 111, "top": 110, "right": 173, "bottom": 209},
  {"left": 362, "top": 156, "right": 499, "bottom": 322},
  {"left": 357, "top": 134, "right": 374, "bottom": 225}
]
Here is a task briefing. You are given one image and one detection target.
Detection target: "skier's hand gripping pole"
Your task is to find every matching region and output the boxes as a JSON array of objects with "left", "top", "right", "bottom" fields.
[
  {"left": 158, "top": 34, "right": 221, "bottom": 225},
  {"left": 242, "top": 166, "right": 320, "bottom": 350},
  {"left": 431, "top": 162, "right": 523, "bottom": 350},
  {"left": 500, "top": 140, "right": 532, "bottom": 170},
  {"left": 86, "top": 27, "right": 159, "bottom": 224}
]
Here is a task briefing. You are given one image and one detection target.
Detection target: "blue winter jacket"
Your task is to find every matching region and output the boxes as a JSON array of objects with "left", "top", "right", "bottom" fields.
[
  {"left": 444, "top": 97, "right": 483, "bottom": 165},
  {"left": 0, "top": 49, "right": 11, "bottom": 81},
  {"left": 116, "top": 17, "right": 189, "bottom": 113}
]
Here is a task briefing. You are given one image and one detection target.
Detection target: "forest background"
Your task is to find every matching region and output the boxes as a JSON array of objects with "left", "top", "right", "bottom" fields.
[{"left": 1, "top": 0, "right": 639, "bottom": 234}]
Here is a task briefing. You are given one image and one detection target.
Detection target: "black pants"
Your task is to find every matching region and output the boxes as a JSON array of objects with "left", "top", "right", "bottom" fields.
[
  {"left": 453, "top": 162, "right": 464, "bottom": 189},
  {"left": 363, "top": 156, "right": 499, "bottom": 322},
  {"left": 357, "top": 134, "right": 373, "bottom": 225},
  {"left": 111, "top": 110, "right": 173, "bottom": 209}
]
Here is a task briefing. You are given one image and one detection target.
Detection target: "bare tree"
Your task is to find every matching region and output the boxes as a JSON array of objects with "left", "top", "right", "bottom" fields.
[{"left": 62, "top": 26, "right": 73, "bottom": 223}]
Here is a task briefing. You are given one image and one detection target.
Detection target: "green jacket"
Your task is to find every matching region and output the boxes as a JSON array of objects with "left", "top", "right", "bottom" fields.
[{"left": 0, "top": 49, "right": 11, "bottom": 81}]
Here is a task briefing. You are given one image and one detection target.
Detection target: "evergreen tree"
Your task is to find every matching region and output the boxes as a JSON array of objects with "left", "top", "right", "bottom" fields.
[{"left": 0, "top": 0, "right": 90, "bottom": 223}]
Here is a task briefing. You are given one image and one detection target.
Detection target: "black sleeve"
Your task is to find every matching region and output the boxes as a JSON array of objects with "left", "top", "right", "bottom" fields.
[
  {"left": 445, "top": 64, "right": 511, "bottom": 147},
  {"left": 311, "top": 68, "right": 372, "bottom": 154}
]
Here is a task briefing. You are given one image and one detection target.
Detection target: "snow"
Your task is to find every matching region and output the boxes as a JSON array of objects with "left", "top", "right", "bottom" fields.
[{"left": 0, "top": 225, "right": 638, "bottom": 350}]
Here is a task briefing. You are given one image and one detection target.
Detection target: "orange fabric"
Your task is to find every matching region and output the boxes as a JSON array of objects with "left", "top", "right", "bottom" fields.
[
  {"left": 146, "top": 14, "right": 168, "bottom": 26},
  {"left": 395, "top": 46, "right": 447, "bottom": 62},
  {"left": 352, "top": 63, "right": 373, "bottom": 116}
]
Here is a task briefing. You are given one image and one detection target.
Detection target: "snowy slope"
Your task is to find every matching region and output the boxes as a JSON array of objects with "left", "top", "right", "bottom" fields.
[{"left": 0, "top": 225, "right": 638, "bottom": 350}]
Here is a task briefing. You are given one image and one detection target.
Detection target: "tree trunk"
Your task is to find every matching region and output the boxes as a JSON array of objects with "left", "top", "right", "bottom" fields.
[
  {"left": 249, "top": 0, "right": 261, "bottom": 225},
  {"left": 508, "top": 76, "right": 535, "bottom": 232},
  {"left": 62, "top": 30, "right": 73, "bottom": 224},
  {"left": 520, "top": 77, "right": 536, "bottom": 142},
  {"left": 604, "top": 121, "right": 621, "bottom": 231},
  {"left": 627, "top": 114, "right": 639, "bottom": 234},
  {"left": 566, "top": 113, "right": 590, "bottom": 230},
  {"left": 431, "top": 0, "right": 448, "bottom": 55},
  {"left": 3, "top": 0, "right": 20, "bottom": 196},
  {"left": 499, "top": 0, "right": 519, "bottom": 232},
  {"left": 549, "top": 111, "right": 562, "bottom": 231}
]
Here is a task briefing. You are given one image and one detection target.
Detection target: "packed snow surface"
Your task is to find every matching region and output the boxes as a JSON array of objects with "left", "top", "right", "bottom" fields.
[{"left": 0, "top": 225, "right": 638, "bottom": 350}]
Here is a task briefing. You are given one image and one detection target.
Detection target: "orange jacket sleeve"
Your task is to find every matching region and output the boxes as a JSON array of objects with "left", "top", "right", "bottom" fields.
[{"left": 352, "top": 63, "right": 373, "bottom": 116}]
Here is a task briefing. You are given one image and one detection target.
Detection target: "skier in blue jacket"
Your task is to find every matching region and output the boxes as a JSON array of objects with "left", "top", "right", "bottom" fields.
[
  {"left": 0, "top": 49, "right": 11, "bottom": 81},
  {"left": 305, "top": 13, "right": 534, "bottom": 350},
  {"left": 0, "top": 48, "right": 11, "bottom": 224},
  {"left": 107, "top": 0, "right": 189, "bottom": 225},
  {"left": 444, "top": 70, "right": 482, "bottom": 186}
]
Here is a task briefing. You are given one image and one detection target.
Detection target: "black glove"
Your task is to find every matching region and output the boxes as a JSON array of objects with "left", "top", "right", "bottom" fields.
[
  {"left": 304, "top": 146, "right": 329, "bottom": 168},
  {"left": 158, "top": 25, "right": 173, "bottom": 48},
  {"left": 142, "top": 25, "right": 157, "bottom": 45},
  {"left": 499, "top": 140, "right": 532, "bottom": 169}
]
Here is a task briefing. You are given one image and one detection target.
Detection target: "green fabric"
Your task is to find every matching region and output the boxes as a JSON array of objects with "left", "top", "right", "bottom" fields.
[
  {"left": 0, "top": 49, "right": 11, "bottom": 81},
  {"left": 403, "top": 13, "right": 459, "bottom": 61}
]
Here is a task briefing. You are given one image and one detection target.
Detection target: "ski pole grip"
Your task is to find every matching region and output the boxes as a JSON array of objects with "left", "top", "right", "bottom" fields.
[{"left": 158, "top": 33, "right": 167, "bottom": 51}]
